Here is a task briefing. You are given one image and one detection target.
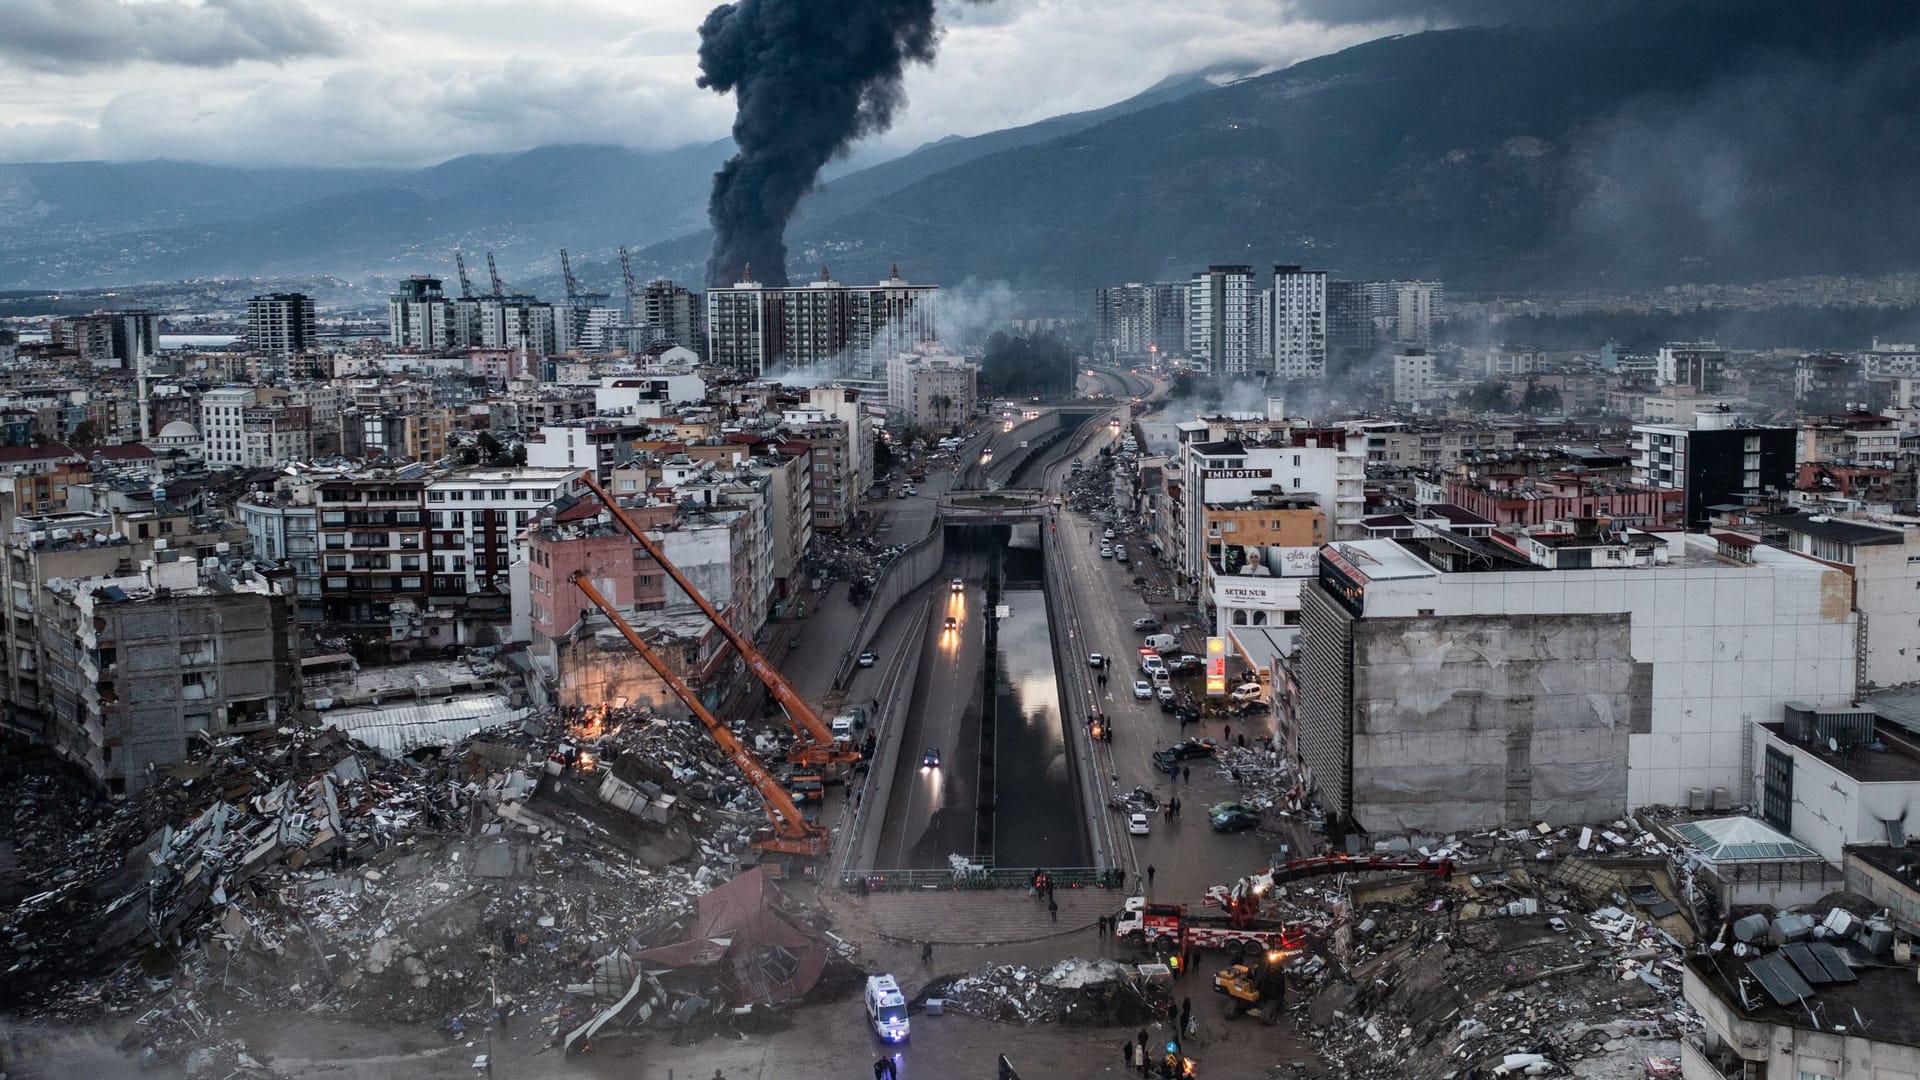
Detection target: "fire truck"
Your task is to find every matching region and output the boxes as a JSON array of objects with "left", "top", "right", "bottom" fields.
[{"left": 1112, "top": 896, "right": 1303, "bottom": 963}]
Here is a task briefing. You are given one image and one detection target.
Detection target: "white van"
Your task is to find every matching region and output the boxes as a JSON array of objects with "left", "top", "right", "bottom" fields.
[
  {"left": 831, "top": 713, "right": 855, "bottom": 742},
  {"left": 1143, "top": 633, "right": 1177, "bottom": 652},
  {"left": 866, "top": 973, "right": 909, "bottom": 1042}
]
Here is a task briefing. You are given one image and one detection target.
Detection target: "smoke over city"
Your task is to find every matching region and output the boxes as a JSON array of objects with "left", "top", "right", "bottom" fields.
[{"left": 696, "top": 0, "right": 988, "bottom": 289}]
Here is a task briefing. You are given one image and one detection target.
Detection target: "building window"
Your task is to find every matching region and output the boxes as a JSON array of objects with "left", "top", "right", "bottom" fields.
[
  {"left": 1762, "top": 745, "right": 1793, "bottom": 834},
  {"left": 428, "top": 491, "right": 445, "bottom": 502}
]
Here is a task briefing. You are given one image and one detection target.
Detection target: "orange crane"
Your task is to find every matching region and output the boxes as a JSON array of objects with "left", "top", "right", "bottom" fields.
[
  {"left": 571, "top": 572, "right": 826, "bottom": 856},
  {"left": 576, "top": 473, "right": 859, "bottom": 770}
]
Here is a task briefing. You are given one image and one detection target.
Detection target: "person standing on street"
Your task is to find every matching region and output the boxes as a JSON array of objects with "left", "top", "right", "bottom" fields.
[{"left": 1147, "top": 864, "right": 1156, "bottom": 887}]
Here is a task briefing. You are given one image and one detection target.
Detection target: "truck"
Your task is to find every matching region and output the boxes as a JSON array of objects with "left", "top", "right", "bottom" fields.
[
  {"left": 1113, "top": 896, "right": 1302, "bottom": 963},
  {"left": 865, "top": 973, "right": 909, "bottom": 1042}
]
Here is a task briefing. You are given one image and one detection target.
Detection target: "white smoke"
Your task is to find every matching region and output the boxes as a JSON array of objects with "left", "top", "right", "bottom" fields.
[{"left": 939, "top": 277, "right": 1017, "bottom": 347}]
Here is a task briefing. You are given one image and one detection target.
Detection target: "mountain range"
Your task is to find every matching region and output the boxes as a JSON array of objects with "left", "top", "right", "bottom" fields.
[{"left": 2, "top": 3, "right": 1917, "bottom": 299}]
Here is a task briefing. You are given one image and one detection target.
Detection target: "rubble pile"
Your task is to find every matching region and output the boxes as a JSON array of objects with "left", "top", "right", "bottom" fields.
[
  {"left": 1272, "top": 866, "right": 1694, "bottom": 1079},
  {"left": 0, "top": 701, "right": 821, "bottom": 1064},
  {"left": 1211, "top": 744, "right": 1311, "bottom": 826},
  {"left": 921, "top": 959, "right": 1169, "bottom": 1026}
]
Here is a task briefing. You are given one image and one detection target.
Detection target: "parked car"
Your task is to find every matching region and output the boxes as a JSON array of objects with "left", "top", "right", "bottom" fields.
[
  {"left": 1230, "top": 684, "right": 1264, "bottom": 702},
  {"left": 1156, "top": 685, "right": 1176, "bottom": 703},
  {"left": 1104, "top": 528, "right": 1115, "bottom": 540},
  {"left": 1132, "top": 617, "right": 1162, "bottom": 631},
  {"left": 1100, "top": 546, "right": 1114, "bottom": 559},
  {"left": 857, "top": 650, "right": 878, "bottom": 667},
  {"left": 1114, "top": 545, "right": 1128, "bottom": 561},
  {"left": 1133, "top": 680, "right": 1153, "bottom": 700},
  {"left": 1088, "top": 653, "right": 1105, "bottom": 668},
  {"left": 1165, "top": 655, "right": 1203, "bottom": 674},
  {"left": 1161, "top": 739, "right": 1217, "bottom": 761},
  {"left": 1128, "top": 812, "right": 1152, "bottom": 836},
  {"left": 1209, "top": 809, "right": 1259, "bottom": 833}
]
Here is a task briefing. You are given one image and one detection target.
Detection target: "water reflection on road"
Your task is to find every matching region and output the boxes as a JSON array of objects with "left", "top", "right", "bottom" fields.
[{"left": 993, "top": 587, "right": 1089, "bottom": 867}]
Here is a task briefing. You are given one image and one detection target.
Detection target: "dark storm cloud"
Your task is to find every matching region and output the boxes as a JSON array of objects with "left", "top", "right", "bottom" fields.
[
  {"left": 0, "top": 0, "right": 349, "bottom": 71},
  {"left": 696, "top": 0, "right": 988, "bottom": 288}
]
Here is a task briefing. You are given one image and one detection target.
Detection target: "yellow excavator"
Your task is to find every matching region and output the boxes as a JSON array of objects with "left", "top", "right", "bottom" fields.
[{"left": 1213, "top": 947, "right": 1289, "bottom": 1024}]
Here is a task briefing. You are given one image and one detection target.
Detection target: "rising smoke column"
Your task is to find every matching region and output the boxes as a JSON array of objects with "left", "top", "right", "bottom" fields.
[{"left": 697, "top": 0, "right": 978, "bottom": 288}]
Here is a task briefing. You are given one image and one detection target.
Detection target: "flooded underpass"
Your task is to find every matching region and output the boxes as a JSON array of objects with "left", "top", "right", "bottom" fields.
[{"left": 990, "top": 541, "right": 1090, "bottom": 868}]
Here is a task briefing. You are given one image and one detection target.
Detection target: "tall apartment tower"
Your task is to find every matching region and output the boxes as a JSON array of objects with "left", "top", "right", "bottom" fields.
[
  {"left": 635, "top": 279, "right": 705, "bottom": 356},
  {"left": 1188, "top": 266, "right": 1259, "bottom": 378},
  {"left": 1326, "top": 280, "right": 1378, "bottom": 361},
  {"left": 50, "top": 310, "right": 157, "bottom": 369},
  {"left": 389, "top": 276, "right": 454, "bottom": 351},
  {"left": 705, "top": 266, "right": 937, "bottom": 383},
  {"left": 1269, "top": 265, "right": 1327, "bottom": 380},
  {"left": 1095, "top": 282, "right": 1188, "bottom": 360},
  {"left": 247, "top": 292, "right": 317, "bottom": 380},
  {"left": 1365, "top": 280, "right": 1445, "bottom": 346}
]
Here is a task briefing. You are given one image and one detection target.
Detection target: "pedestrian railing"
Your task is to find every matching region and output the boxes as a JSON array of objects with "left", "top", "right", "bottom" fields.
[{"left": 840, "top": 866, "right": 1122, "bottom": 893}]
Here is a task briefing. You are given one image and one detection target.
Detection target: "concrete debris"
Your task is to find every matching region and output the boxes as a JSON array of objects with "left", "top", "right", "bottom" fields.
[
  {"left": 918, "top": 960, "right": 1170, "bottom": 1026},
  {"left": 0, "top": 698, "right": 838, "bottom": 1067}
]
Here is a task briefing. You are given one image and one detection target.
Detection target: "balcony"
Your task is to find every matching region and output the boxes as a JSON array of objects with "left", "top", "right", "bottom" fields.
[{"left": 1680, "top": 1036, "right": 1757, "bottom": 1080}]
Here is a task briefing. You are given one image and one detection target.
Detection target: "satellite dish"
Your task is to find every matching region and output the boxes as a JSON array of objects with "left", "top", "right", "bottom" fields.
[{"left": 1830, "top": 737, "right": 1841, "bottom": 753}]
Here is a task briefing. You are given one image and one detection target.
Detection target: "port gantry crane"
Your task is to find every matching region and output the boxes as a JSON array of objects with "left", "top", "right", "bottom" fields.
[
  {"left": 569, "top": 573, "right": 826, "bottom": 856},
  {"left": 575, "top": 473, "right": 861, "bottom": 772},
  {"left": 454, "top": 250, "right": 476, "bottom": 299}
]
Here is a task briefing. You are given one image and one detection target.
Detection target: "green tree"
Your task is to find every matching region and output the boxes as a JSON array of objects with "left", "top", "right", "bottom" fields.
[
  {"left": 1465, "top": 380, "right": 1511, "bottom": 412},
  {"left": 872, "top": 433, "right": 896, "bottom": 475},
  {"left": 67, "top": 419, "right": 103, "bottom": 447}
]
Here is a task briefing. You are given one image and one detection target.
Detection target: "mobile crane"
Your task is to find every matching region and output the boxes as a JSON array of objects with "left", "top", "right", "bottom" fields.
[
  {"left": 570, "top": 572, "right": 826, "bottom": 856},
  {"left": 576, "top": 473, "right": 860, "bottom": 772},
  {"left": 1206, "top": 853, "right": 1455, "bottom": 925},
  {"left": 1206, "top": 854, "right": 1455, "bottom": 1019}
]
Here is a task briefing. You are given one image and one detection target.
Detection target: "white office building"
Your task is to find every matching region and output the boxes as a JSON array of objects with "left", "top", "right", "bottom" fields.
[{"left": 1189, "top": 266, "right": 1260, "bottom": 378}]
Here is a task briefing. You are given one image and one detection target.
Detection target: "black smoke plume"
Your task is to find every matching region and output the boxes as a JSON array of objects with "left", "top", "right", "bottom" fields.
[{"left": 697, "top": 0, "right": 981, "bottom": 288}]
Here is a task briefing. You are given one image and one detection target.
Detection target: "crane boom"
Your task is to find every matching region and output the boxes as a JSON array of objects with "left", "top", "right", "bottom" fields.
[
  {"left": 486, "top": 251, "right": 506, "bottom": 297},
  {"left": 560, "top": 248, "right": 580, "bottom": 302},
  {"left": 576, "top": 473, "right": 852, "bottom": 764},
  {"left": 454, "top": 250, "right": 475, "bottom": 299},
  {"left": 618, "top": 245, "right": 637, "bottom": 301},
  {"left": 571, "top": 573, "right": 826, "bottom": 856}
]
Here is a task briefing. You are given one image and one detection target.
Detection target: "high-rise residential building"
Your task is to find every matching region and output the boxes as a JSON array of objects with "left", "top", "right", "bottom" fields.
[
  {"left": 1269, "top": 265, "right": 1327, "bottom": 380},
  {"left": 246, "top": 292, "right": 317, "bottom": 379},
  {"left": 1631, "top": 411, "right": 1797, "bottom": 528},
  {"left": 1325, "top": 281, "right": 1377, "bottom": 362},
  {"left": 634, "top": 279, "right": 705, "bottom": 356},
  {"left": 50, "top": 311, "right": 157, "bottom": 369},
  {"left": 478, "top": 295, "right": 559, "bottom": 355},
  {"left": 1094, "top": 282, "right": 1187, "bottom": 360},
  {"left": 1364, "top": 280, "right": 1444, "bottom": 346},
  {"left": 1188, "top": 266, "right": 1259, "bottom": 378},
  {"left": 389, "top": 277, "right": 454, "bottom": 351},
  {"left": 705, "top": 266, "right": 937, "bottom": 381}
]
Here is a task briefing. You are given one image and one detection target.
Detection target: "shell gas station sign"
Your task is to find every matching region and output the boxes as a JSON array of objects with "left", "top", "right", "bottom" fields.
[{"left": 1205, "top": 636, "right": 1227, "bottom": 695}]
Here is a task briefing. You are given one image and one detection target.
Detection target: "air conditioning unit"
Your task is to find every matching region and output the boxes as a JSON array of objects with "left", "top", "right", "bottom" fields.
[
  {"left": 1711, "top": 787, "right": 1731, "bottom": 811},
  {"left": 1688, "top": 787, "right": 1707, "bottom": 812}
]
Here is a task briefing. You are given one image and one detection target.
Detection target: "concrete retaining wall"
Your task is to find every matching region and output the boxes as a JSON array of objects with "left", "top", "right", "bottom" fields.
[{"left": 833, "top": 526, "right": 947, "bottom": 692}]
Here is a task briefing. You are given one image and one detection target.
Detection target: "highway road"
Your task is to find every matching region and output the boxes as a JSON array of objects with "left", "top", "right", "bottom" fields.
[
  {"left": 871, "top": 543, "right": 990, "bottom": 868},
  {"left": 1037, "top": 397, "right": 1277, "bottom": 906}
]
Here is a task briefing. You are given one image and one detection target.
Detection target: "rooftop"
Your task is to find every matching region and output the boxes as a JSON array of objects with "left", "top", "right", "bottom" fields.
[
  {"left": 1753, "top": 511, "right": 1905, "bottom": 546},
  {"left": 1672, "top": 816, "right": 1820, "bottom": 862},
  {"left": 1688, "top": 954, "right": 1920, "bottom": 1048},
  {"left": 1322, "top": 539, "right": 1441, "bottom": 582},
  {"left": 1759, "top": 721, "right": 1920, "bottom": 784}
]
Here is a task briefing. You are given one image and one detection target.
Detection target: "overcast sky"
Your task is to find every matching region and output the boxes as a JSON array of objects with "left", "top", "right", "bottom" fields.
[{"left": 0, "top": 0, "right": 1477, "bottom": 169}]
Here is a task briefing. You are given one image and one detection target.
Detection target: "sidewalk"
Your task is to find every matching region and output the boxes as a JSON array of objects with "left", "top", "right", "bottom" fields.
[{"left": 841, "top": 886, "right": 1117, "bottom": 945}]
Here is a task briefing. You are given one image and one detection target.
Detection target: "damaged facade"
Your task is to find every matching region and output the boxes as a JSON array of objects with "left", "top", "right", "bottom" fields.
[{"left": 39, "top": 549, "right": 299, "bottom": 795}]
